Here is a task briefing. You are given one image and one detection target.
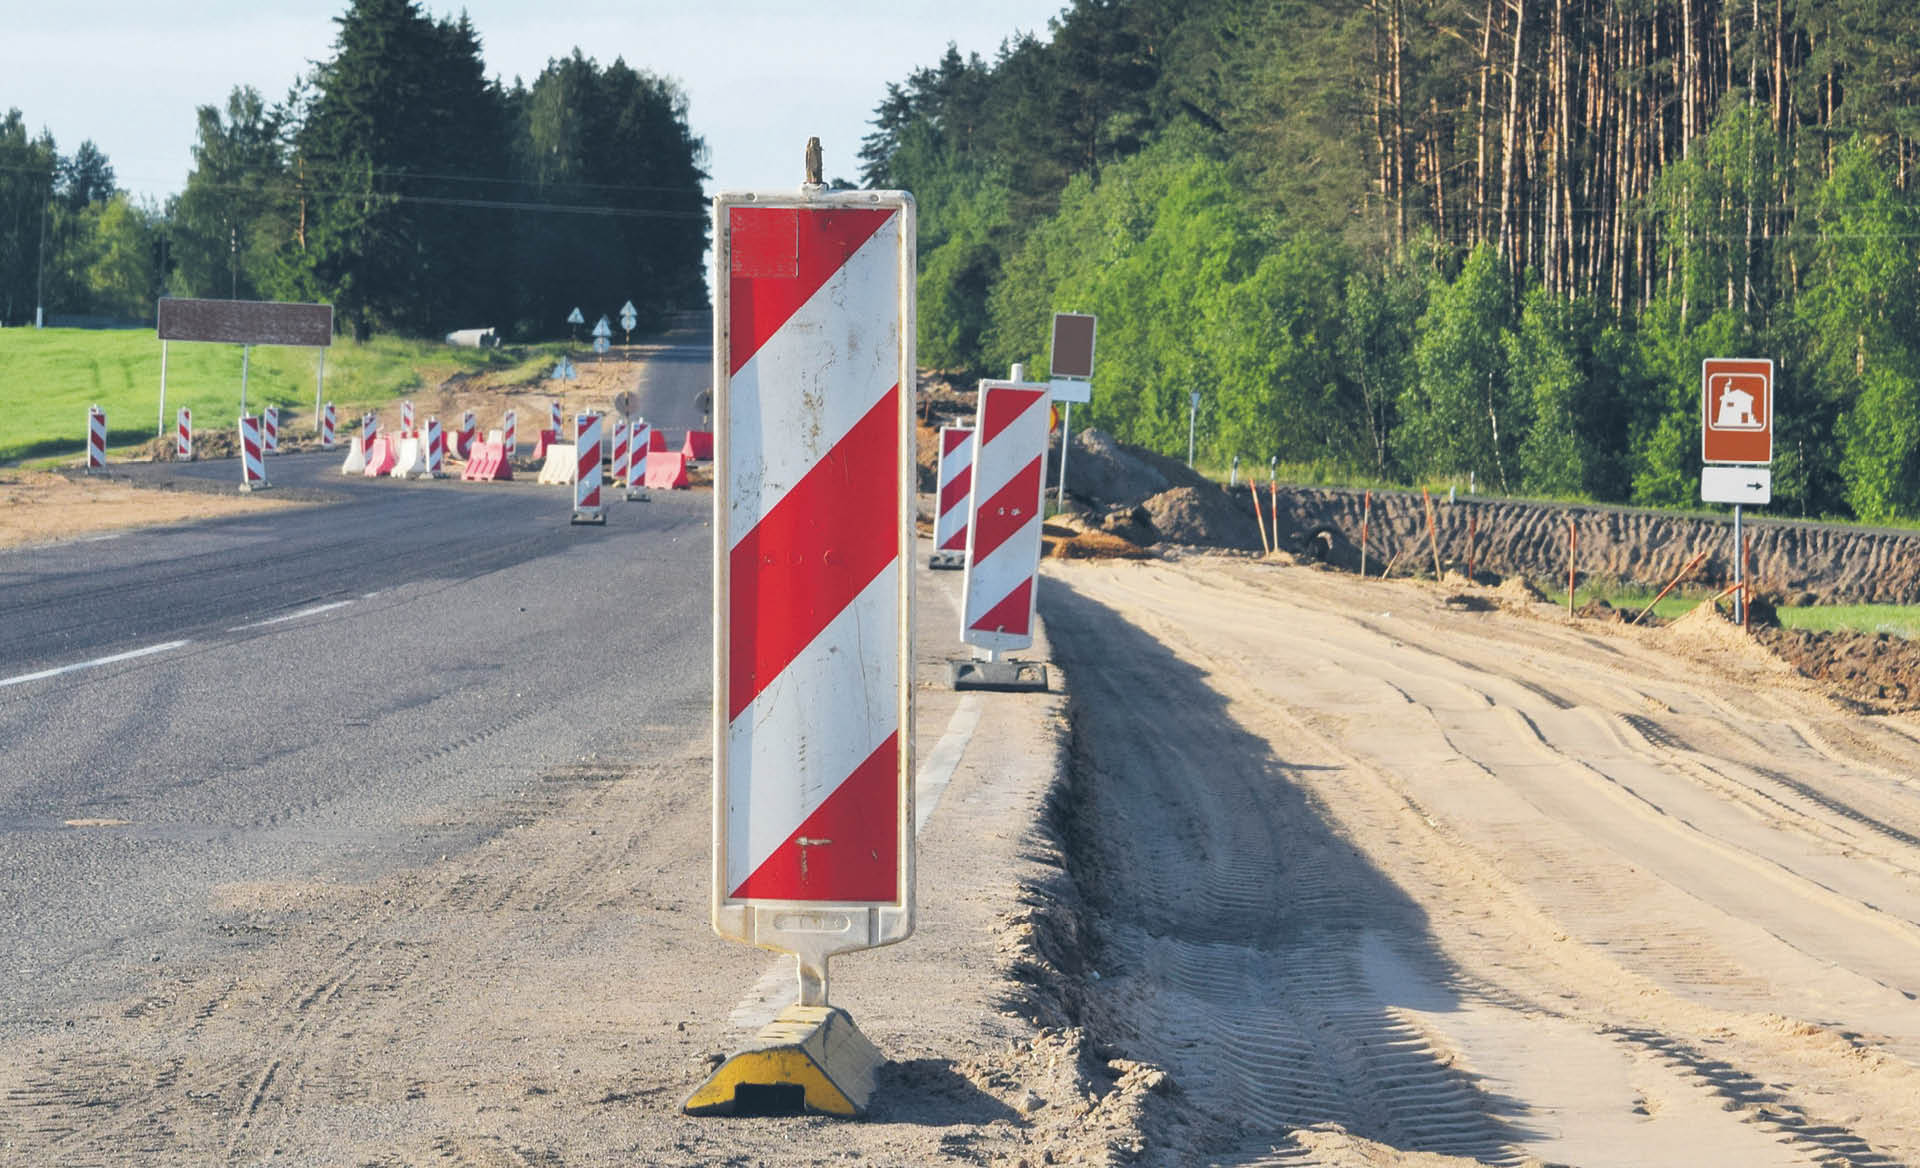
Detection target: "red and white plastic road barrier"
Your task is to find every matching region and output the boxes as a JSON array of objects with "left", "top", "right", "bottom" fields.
[
  {"left": 340, "top": 437, "right": 368, "bottom": 474},
  {"left": 610, "top": 417, "right": 630, "bottom": 485},
  {"left": 681, "top": 429, "right": 714, "bottom": 460},
  {"left": 626, "top": 418, "right": 650, "bottom": 500},
  {"left": 425, "top": 417, "right": 445, "bottom": 477},
  {"left": 570, "top": 411, "right": 605, "bottom": 524},
  {"left": 362, "top": 434, "right": 397, "bottom": 477},
  {"left": 954, "top": 376, "right": 1051, "bottom": 691},
  {"left": 176, "top": 407, "right": 193, "bottom": 461},
  {"left": 320, "top": 402, "right": 336, "bottom": 449},
  {"left": 262, "top": 404, "right": 280, "bottom": 454},
  {"left": 929, "top": 424, "right": 973, "bottom": 570},
  {"left": 642, "top": 451, "right": 689, "bottom": 489},
  {"left": 85, "top": 406, "right": 106, "bottom": 472},
  {"left": 502, "top": 409, "right": 517, "bottom": 459},
  {"left": 238, "top": 415, "right": 270, "bottom": 491},
  {"left": 400, "top": 399, "right": 414, "bottom": 434},
  {"left": 702, "top": 186, "right": 917, "bottom": 1067},
  {"left": 461, "top": 439, "right": 512, "bottom": 481}
]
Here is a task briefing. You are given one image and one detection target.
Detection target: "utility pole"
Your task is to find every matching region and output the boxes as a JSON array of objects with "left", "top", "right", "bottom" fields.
[
  {"left": 230, "top": 223, "right": 238, "bottom": 299},
  {"left": 35, "top": 198, "right": 48, "bottom": 328}
]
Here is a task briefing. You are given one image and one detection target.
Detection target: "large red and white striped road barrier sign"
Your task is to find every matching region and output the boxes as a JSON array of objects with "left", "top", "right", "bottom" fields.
[
  {"left": 400, "top": 399, "right": 415, "bottom": 434},
  {"left": 320, "top": 402, "right": 336, "bottom": 449},
  {"left": 176, "top": 407, "right": 193, "bottom": 461},
  {"left": 610, "top": 417, "right": 630, "bottom": 485},
  {"left": 954, "top": 377, "right": 1051, "bottom": 692},
  {"left": 929, "top": 425, "right": 973, "bottom": 570},
  {"left": 626, "top": 417, "right": 650, "bottom": 500},
  {"left": 502, "top": 409, "right": 517, "bottom": 458},
  {"left": 262, "top": 404, "right": 280, "bottom": 454},
  {"left": 237, "top": 415, "right": 270, "bottom": 491},
  {"left": 710, "top": 189, "right": 917, "bottom": 1014},
  {"left": 425, "top": 417, "right": 446, "bottom": 477},
  {"left": 570, "top": 412, "right": 606, "bottom": 524},
  {"left": 85, "top": 406, "right": 106, "bottom": 472}
]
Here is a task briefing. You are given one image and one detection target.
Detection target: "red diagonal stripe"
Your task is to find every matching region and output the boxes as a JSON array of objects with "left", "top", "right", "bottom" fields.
[
  {"left": 577, "top": 441, "right": 597, "bottom": 479},
  {"left": 939, "top": 464, "right": 972, "bottom": 514},
  {"left": 730, "top": 731, "right": 899, "bottom": 902},
  {"left": 968, "top": 577, "right": 1033, "bottom": 639},
  {"left": 970, "top": 456, "right": 1043, "bottom": 563},
  {"left": 981, "top": 387, "right": 1045, "bottom": 444},
  {"left": 728, "top": 207, "right": 895, "bottom": 376},
  {"left": 728, "top": 384, "right": 899, "bottom": 720},
  {"left": 942, "top": 428, "right": 971, "bottom": 455},
  {"left": 940, "top": 526, "right": 969, "bottom": 552}
]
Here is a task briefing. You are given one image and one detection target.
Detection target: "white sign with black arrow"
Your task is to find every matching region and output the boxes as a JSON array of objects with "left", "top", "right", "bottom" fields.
[{"left": 1701, "top": 465, "right": 1771, "bottom": 505}]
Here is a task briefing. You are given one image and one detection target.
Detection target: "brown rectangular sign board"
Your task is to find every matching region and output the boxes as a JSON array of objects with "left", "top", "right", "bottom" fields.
[
  {"left": 1049, "top": 312, "right": 1097, "bottom": 380},
  {"left": 158, "top": 298, "right": 333, "bottom": 347}
]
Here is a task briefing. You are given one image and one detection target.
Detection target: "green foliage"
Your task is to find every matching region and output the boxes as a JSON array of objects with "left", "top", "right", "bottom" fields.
[{"left": 1402, "top": 245, "right": 1520, "bottom": 491}]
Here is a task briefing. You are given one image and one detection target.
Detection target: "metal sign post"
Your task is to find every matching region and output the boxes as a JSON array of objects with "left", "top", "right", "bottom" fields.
[
  {"left": 691, "top": 167, "right": 915, "bottom": 1120},
  {"left": 1187, "top": 390, "right": 1201, "bottom": 466}
]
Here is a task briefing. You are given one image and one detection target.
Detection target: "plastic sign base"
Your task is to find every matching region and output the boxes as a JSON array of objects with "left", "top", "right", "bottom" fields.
[
  {"left": 239, "top": 482, "right": 271, "bottom": 494},
  {"left": 569, "top": 510, "right": 606, "bottom": 526},
  {"left": 684, "top": 1005, "right": 882, "bottom": 1118},
  {"left": 950, "top": 659, "right": 1049, "bottom": 692},
  {"left": 928, "top": 550, "right": 964, "bottom": 571},
  {"left": 625, "top": 488, "right": 648, "bottom": 502}
]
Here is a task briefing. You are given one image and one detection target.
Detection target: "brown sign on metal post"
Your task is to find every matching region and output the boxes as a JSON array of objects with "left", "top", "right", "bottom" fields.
[
  {"left": 1049, "top": 312, "right": 1097, "bottom": 380},
  {"left": 158, "top": 299, "right": 333, "bottom": 348}
]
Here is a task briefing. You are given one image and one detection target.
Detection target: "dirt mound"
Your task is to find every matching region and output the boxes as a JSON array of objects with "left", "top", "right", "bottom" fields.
[
  {"left": 1760, "top": 628, "right": 1920, "bottom": 712},
  {"left": 1042, "top": 515, "right": 1155, "bottom": 560},
  {"left": 1664, "top": 596, "right": 1796, "bottom": 675},
  {"left": 140, "top": 430, "right": 241, "bottom": 461},
  {"left": 1576, "top": 596, "right": 1627, "bottom": 622},
  {"left": 1493, "top": 574, "right": 1548, "bottom": 606},
  {"left": 1141, "top": 486, "right": 1265, "bottom": 552}
]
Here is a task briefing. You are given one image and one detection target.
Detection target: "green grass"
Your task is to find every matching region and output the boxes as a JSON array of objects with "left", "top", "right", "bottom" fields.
[
  {"left": 1774, "top": 604, "right": 1920, "bottom": 638},
  {"left": 0, "top": 327, "right": 566, "bottom": 464}
]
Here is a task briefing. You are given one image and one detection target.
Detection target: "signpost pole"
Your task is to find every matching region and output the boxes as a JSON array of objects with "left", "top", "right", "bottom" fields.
[
  {"left": 157, "top": 340, "right": 169, "bottom": 438},
  {"left": 1187, "top": 390, "right": 1199, "bottom": 466},
  {"left": 240, "top": 344, "right": 251, "bottom": 417},
  {"left": 1056, "top": 400, "right": 1072, "bottom": 508},
  {"left": 1732, "top": 504, "right": 1744, "bottom": 625},
  {"left": 315, "top": 349, "right": 326, "bottom": 434}
]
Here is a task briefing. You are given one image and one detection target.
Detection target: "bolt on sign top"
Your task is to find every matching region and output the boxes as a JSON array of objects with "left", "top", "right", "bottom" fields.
[
  {"left": 1701, "top": 358, "right": 1773, "bottom": 465},
  {"left": 711, "top": 186, "right": 918, "bottom": 996}
]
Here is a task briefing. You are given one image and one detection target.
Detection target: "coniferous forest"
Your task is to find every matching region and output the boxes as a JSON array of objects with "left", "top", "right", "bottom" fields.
[
  {"left": 0, "top": 0, "right": 707, "bottom": 342},
  {"left": 861, "top": 0, "right": 1920, "bottom": 522}
]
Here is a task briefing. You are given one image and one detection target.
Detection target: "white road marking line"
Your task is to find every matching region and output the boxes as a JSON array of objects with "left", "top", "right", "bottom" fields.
[
  {"left": 728, "top": 690, "right": 985, "bottom": 1032},
  {"left": 76, "top": 533, "right": 124, "bottom": 543},
  {"left": 0, "top": 640, "right": 191, "bottom": 690},
  {"left": 226, "top": 600, "right": 354, "bottom": 632}
]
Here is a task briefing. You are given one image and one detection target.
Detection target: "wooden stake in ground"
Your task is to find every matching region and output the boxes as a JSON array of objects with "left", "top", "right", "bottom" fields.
[
  {"left": 1466, "top": 511, "right": 1478, "bottom": 580},
  {"left": 1421, "top": 488, "right": 1443, "bottom": 579},
  {"left": 1250, "top": 484, "right": 1271, "bottom": 555},
  {"left": 1632, "top": 549, "right": 1709, "bottom": 626},
  {"left": 1567, "top": 515, "right": 1577, "bottom": 616},
  {"left": 1360, "top": 490, "right": 1371, "bottom": 578}
]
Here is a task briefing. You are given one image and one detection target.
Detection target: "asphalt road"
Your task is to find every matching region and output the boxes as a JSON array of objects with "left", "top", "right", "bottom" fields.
[{"left": 0, "top": 339, "right": 717, "bottom": 1034}]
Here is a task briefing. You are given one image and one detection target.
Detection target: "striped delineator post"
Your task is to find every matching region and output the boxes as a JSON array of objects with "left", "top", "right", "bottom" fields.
[
  {"left": 929, "top": 424, "right": 974, "bottom": 570},
  {"left": 176, "top": 407, "right": 192, "bottom": 460},
  {"left": 425, "top": 417, "right": 445, "bottom": 477},
  {"left": 710, "top": 188, "right": 917, "bottom": 1009},
  {"left": 626, "top": 418, "right": 651, "bottom": 499},
  {"left": 570, "top": 412, "right": 606, "bottom": 524},
  {"left": 238, "top": 415, "right": 269, "bottom": 491},
  {"left": 262, "top": 404, "right": 279, "bottom": 454},
  {"left": 362, "top": 412, "right": 378, "bottom": 447},
  {"left": 320, "top": 402, "right": 336, "bottom": 449},
  {"left": 502, "top": 409, "right": 517, "bottom": 459},
  {"left": 460, "top": 409, "right": 475, "bottom": 456},
  {"left": 610, "top": 417, "right": 630, "bottom": 485},
  {"left": 953, "top": 376, "right": 1051, "bottom": 691},
  {"left": 400, "top": 399, "right": 414, "bottom": 434},
  {"left": 549, "top": 400, "right": 562, "bottom": 436},
  {"left": 85, "top": 406, "right": 106, "bottom": 472}
]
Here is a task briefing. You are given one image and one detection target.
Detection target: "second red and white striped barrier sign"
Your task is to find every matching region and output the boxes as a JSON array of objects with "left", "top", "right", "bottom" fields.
[
  {"left": 549, "top": 400, "right": 562, "bottom": 436},
  {"left": 400, "top": 399, "right": 414, "bottom": 434},
  {"left": 711, "top": 189, "right": 917, "bottom": 1009},
  {"left": 320, "top": 402, "right": 336, "bottom": 449},
  {"left": 362, "top": 412, "right": 378, "bottom": 447},
  {"left": 425, "top": 416, "right": 445, "bottom": 478},
  {"left": 502, "top": 409, "right": 517, "bottom": 458},
  {"left": 570, "top": 411, "right": 605, "bottom": 525},
  {"left": 626, "top": 418, "right": 650, "bottom": 500},
  {"left": 953, "top": 376, "right": 1051, "bottom": 691},
  {"left": 262, "top": 404, "right": 279, "bottom": 454},
  {"left": 86, "top": 406, "right": 106, "bottom": 472},
  {"left": 238, "top": 415, "right": 270, "bottom": 491},
  {"left": 610, "top": 417, "right": 630, "bottom": 485},
  {"left": 930, "top": 424, "right": 973, "bottom": 570},
  {"left": 176, "top": 407, "right": 192, "bottom": 460},
  {"left": 458, "top": 410, "right": 475, "bottom": 457}
]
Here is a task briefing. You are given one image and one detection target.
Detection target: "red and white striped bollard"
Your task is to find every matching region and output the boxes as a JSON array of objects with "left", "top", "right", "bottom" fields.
[
  {"left": 320, "top": 402, "right": 336, "bottom": 449},
  {"left": 611, "top": 416, "right": 630, "bottom": 485},
  {"left": 400, "top": 399, "right": 414, "bottom": 434},
  {"left": 503, "top": 409, "right": 517, "bottom": 458},
  {"left": 957, "top": 376, "right": 1050, "bottom": 683},
  {"left": 571, "top": 412, "right": 605, "bottom": 525},
  {"left": 176, "top": 407, "right": 192, "bottom": 460},
  {"left": 626, "top": 418, "right": 650, "bottom": 499},
  {"left": 262, "top": 404, "right": 279, "bottom": 454},
  {"left": 85, "top": 406, "right": 106, "bottom": 472},
  {"left": 238, "top": 415, "right": 270, "bottom": 491},
  {"left": 930, "top": 424, "right": 974, "bottom": 569},
  {"left": 425, "top": 417, "right": 445, "bottom": 477}
]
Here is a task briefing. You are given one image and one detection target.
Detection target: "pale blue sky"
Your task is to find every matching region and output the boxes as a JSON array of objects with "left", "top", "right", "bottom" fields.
[{"left": 3, "top": 1, "right": 1064, "bottom": 203}]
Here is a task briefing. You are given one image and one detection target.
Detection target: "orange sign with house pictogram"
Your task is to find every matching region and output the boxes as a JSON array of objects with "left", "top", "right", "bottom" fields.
[{"left": 1701, "top": 358, "right": 1772, "bottom": 464}]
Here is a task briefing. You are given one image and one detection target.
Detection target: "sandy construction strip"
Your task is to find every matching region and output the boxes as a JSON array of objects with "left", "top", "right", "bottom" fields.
[
  {"left": 0, "top": 469, "right": 304, "bottom": 551},
  {"left": 1044, "top": 552, "right": 1920, "bottom": 1167}
]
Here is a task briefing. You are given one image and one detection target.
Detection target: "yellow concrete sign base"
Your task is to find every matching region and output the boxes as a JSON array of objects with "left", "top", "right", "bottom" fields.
[{"left": 684, "top": 1005, "right": 883, "bottom": 1118}]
